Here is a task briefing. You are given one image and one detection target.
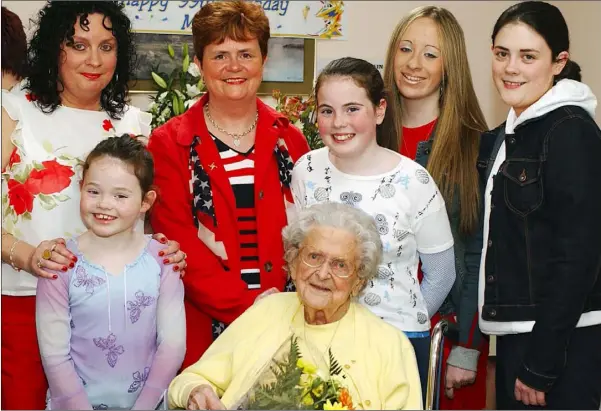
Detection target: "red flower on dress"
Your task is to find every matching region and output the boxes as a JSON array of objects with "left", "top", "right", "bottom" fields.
[
  {"left": 25, "top": 93, "right": 37, "bottom": 102},
  {"left": 1, "top": 147, "right": 21, "bottom": 173},
  {"left": 102, "top": 119, "right": 115, "bottom": 131},
  {"left": 7, "top": 179, "right": 35, "bottom": 215},
  {"left": 9, "top": 148, "right": 21, "bottom": 166},
  {"left": 27, "top": 160, "right": 75, "bottom": 195}
]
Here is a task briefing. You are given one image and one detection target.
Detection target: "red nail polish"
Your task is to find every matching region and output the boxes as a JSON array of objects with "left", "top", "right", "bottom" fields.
[
  {"left": 69, "top": 262, "right": 74, "bottom": 268},
  {"left": 160, "top": 237, "right": 167, "bottom": 243},
  {"left": 158, "top": 251, "right": 165, "bottom": 257},
  {"left": 71, "top": 256, "right": 78, "bottom": 262},
  {"left": 61, "top": 266, "right": 68, "bottom": 272},
  {"left": 174, "top": 265, "right": 180, "bottom": 271},
  {"left": 53, "top": 275, "right": 58, "bottom": 279},
  {"left": 163, "top": 258, "right": 169, "bottom": 264}
]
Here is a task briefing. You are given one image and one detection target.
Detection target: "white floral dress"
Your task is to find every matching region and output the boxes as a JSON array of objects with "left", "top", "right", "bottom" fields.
[{"left": 1, "top": 87, "right": 152, "bottom": 296}]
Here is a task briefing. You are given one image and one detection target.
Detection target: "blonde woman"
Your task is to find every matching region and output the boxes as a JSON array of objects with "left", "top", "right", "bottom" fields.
[{"left": 380, "top": 6, "right": 488, "bottom": 409}]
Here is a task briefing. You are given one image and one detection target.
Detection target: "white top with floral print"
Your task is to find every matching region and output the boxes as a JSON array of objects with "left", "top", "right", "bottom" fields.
[
  {"left": 291, "top": 148, "right": 454, "bottom": 332},
  {"left": 1, "top": 87, "right": 152, "bottom": 296}
]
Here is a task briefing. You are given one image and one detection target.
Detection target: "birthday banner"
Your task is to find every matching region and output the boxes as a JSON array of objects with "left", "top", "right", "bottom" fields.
[{"left": 119, "top": 0, "right": 346, "bottom": 39}]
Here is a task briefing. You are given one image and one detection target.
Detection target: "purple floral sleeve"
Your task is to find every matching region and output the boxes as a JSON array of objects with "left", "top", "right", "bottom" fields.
[
  {"left": 36, "top": 271, "right": 93, "bottom": 410},
  {"left": 132, "top": 250, "right": 186, "bottom": 410}
]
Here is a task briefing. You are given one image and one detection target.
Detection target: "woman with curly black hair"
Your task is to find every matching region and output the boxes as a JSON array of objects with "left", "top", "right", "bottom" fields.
[{"left": 0, "top": 2, "right": 186, "bottom": 409}]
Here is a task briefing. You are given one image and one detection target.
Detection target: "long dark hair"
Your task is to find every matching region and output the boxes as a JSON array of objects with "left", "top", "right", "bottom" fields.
[
  {"left": 492, "top": 1, "right": 581, "bottom": 84},
  {"left": 26, "top": 1, "right": 136, "bottom": 119},
  {"left": 381, "top": 6, "right": 487, "bottom": 235}
]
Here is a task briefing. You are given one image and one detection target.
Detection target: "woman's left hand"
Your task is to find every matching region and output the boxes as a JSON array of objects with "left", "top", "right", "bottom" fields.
[
  {"left": 152, "top": 233, "right": 187, "bottom": 278},
  {"left": 514, "top": 378, "right": 546, "bottom": 406},
  {"left": 444, "top": 364, "right": 476, "bottom": 399}
]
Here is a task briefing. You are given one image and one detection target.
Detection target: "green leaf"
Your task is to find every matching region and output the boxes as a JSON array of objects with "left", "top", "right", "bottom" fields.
[
  {"left": 38, "top": 193, "right": 53, "bottom": 202},
  {"left": 151, "top": 72, "right": 168, "bottom": 89},
  {"left": 198, "top": 78, "right": 204, "bottom": 90},
  {"left": 54, "top": 193, "right": 70, "bottom": 202},
  {"left": 58, "top": 154, "right": 74, "bottom": 162},
  {"left": 31, "top": 161, "right": 45, "bottom": 170},
  {"left": 38, "top": 194, "right": 57, "bottom": 211},
  {"left": 42, "top": 140, "right": 53, "bottom": 153},
  {"left": 14, "top": 164, "right": 32, "bottom": 184},
  {"left": 22, "top": 212, "right": 32, "bottom": 220},
  {"left": 182, "top": 43, "right": 189, "bottom": 59},
  {"left": 179, "top": 97, "right": 185, "bottom": 115},
  {"left": 167, "top": 44, "right": 175, "bottom": 59},
  {"left": 182, "top": 54, "right": 190, "bottom": 73}
]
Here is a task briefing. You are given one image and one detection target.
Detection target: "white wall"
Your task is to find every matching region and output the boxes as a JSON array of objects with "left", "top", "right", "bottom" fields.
[{"left": 4, "top": 0, "right": 600, "bottom": 127}]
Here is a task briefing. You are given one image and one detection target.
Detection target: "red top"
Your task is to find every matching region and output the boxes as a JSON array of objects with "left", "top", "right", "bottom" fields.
[
  {"left": 400, "top": 118, "right": 437, "bottom": 159},
  {"left": 211, "top": 136, "right": 261, "bottom": 289},
  {"left": 148, "top": 94, "right": 309, "bottom": 368}
]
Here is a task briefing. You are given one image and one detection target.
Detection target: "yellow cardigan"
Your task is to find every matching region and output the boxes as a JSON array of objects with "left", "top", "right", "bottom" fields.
[{"left": 168, "top": 293, "right": 423, "bottom": 410}]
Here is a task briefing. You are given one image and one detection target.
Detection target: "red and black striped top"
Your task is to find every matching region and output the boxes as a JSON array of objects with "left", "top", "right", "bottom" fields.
[{"left": 213, "top": 135, "right": 260, "bottom": 290}]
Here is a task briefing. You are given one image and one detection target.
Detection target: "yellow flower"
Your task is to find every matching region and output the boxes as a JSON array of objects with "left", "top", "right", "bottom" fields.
[
  {"left": 312, "top": 383, "right": 324, "bottom": 397},
  {"left": 299, "top": 373, "right": 313, "bottom": 388},
  {"left": 324, "top": 400, "right": 348, "bottom": 410},
  {"left": 301, "top": 394, "right": 314, "bottom": 406},
  {"left": 296, "top": 358, "right": 318, "bottom": 374}
]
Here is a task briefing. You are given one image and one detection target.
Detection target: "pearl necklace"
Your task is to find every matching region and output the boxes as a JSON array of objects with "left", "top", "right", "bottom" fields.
[{"left": 204, "top": 104, "right": 258, "bottom": 147}]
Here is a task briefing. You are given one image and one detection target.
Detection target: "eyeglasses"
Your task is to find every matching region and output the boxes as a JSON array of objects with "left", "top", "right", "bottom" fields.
[{"left": 299, "top": 246, "right": 355, "bottom": 278}]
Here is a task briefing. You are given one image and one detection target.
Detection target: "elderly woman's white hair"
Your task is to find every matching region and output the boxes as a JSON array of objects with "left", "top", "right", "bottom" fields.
[{"left": 282, "top": 202, "right": 383, "bottom": 286}]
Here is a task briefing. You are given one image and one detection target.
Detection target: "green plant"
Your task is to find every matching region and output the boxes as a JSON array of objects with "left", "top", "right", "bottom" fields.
[{"left": 147, "top": 43, "right": 205, "bottom": 129}]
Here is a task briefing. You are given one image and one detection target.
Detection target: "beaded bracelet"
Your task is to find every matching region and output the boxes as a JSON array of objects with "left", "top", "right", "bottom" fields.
[{"left": 9, "top": 239, "right": 22, "bottom": 272}]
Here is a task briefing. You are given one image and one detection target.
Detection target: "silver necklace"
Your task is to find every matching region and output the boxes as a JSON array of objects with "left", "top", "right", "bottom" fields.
[{"left": 204, "top": 104, "right": 258, "bottom": 147}]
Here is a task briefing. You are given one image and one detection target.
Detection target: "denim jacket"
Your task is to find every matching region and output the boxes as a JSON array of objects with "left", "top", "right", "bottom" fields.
[
  {"left": 472, "top": 105, "right": 601, "bottom": 391},
  {"left": 415, "top": 130, "right": 486, "bottom": 371}
]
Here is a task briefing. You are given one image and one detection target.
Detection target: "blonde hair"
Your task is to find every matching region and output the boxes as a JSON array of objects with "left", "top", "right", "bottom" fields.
[{"left": 381, "top": 6, "right": 488, "bottom": 235}]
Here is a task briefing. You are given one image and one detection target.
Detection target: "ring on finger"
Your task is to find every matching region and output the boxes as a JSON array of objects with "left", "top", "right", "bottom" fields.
[
  {"left": 50, "top": 242, "right": 58, "bottom": 253},
  {"left": 182, "top": 252, "right": 187, "bottom": 259},
  {"left": 42, "top": 248, "right": 52, "bottom": 260},
  {"left": 37, "top": 259, "right": 43, "bottom": 269}
]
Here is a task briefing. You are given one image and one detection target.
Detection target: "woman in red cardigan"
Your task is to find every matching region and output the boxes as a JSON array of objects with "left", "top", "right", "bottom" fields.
[{"left": 147, "top": 0, "right": 309, "bottom": 369}]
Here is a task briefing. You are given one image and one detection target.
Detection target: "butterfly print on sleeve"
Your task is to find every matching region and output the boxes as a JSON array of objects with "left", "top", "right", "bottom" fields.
[
  {"left": 128, "top": 367, "right": 150, "bottom": 393},
  {"left": 93, "top": 333, "right": 125, "bottom": 368},
  {"left": 73, "top": 266, "right": 106, "bottom": 294},
  {"left": 126, "top": 291, "right": 156, "bottom": 324}
]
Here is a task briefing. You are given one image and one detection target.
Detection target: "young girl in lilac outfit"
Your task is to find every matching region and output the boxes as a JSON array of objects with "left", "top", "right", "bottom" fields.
[{"left": 36, "top": 135, "right": 186, "bottom": 410}]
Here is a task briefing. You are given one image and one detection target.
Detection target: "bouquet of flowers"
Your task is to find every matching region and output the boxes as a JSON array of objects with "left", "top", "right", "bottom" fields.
[
  {"left": 147, "top": 43, "right": 205, "bottom": 129},
  {"left": 272, "top": 90, "right": 323, "bottom": 150},
  {"left": 233, "top": 337, "right": 354, "bottom": 410}
]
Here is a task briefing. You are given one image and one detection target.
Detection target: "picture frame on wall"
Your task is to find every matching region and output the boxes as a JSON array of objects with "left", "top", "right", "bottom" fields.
[{"left": 129, "top": 33, "right": 315, "bottom": 95}]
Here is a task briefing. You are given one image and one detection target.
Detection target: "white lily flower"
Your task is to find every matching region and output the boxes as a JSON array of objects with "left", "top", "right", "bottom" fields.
[
  {"left": 185, "top": 96, "right": 200, "bottom": 108},
  {"left": 187, "top": 61, "right": 201, "bottom": 77},
  {"left": 186, "top": 83, "right": 202, "bottom": 98}
]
